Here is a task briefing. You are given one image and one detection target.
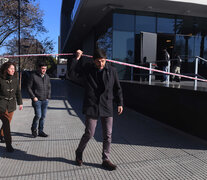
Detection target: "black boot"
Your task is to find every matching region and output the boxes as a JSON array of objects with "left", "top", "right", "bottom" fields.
[
  {"left": 0, "top": 135, "right": 5, "bottom": 143},
  {"left": 31, "top": 128, "right": 37, "bottom": 138},
  {"left": 6, "top": 144, "right": 14, "bottom": 153}
]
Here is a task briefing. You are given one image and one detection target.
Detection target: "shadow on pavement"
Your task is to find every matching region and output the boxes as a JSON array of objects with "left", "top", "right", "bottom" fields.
[
  {"left": 34, "top": 79, "right": 207, "bottom": 150},
  {"left": 11, "top": 132, "right": 33, "bottom": 138},
  {"left": 0, "top": 146, "right": 103, "bottom": 170},
  {"left": 0, "top": 146, "right": 74, "bottom": 164}
]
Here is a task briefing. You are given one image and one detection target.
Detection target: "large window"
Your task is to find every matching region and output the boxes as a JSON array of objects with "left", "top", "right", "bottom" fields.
[
  {"left": 175, "top": 34, "right": 200, "bottom": 62},
  {"left": 194, "top": 36, "right": 201, "bottom": 57},
  {"left": 204, "top": 37, "right": 207, "bottom": 59},
  {"left": 135, "top": 14, "right": 156, "bottom": 33},
  {"left": 113, "top": 13, "right": 135, "bottom": 80},
  {"left": 113, "top": 13, "right": 135, "bottom": 31},
  {"left": 175, "top": 16, "right": 196, "bottom": 35},
  {"left": 96, "top": 27, "right": 113, "bottom": 59},
  {"left": 113, "top": 30, "right": 134, "bottom": 80},
  {"left": 157, "top": 15, "right": 175, "bottom": 34}
]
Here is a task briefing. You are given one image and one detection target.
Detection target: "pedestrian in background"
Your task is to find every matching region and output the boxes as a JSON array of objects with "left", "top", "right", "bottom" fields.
[
  {"left": 141, "top": 57, "right": 149, "bottom": 82},
  {"left": 172, "top": 52, "right": 182, "bottom": 82},
  {"left": 68, "top": 49, "right": 123, "bottom": 171},
  {"left": 160, "top": 47, "right": 170, "bottom": 82},
  {"left": 0, "top": 61, "right": 23, "bottom": 152},
  {"left": 27, "top": 61, "right": 51, "bottom": 138}
]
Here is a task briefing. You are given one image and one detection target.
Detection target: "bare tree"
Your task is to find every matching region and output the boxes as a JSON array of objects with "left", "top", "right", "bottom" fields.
[
  {"left": 0, "top": 0, "right": 46, "bottom": 46},
  {"left": 6, "top": 37, "right": 55, "bottom": 70}
]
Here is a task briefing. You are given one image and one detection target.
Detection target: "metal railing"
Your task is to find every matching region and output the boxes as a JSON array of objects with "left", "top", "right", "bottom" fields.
[
  {"left": 127, "top": 56, "right": 207, "bottom": 90},
  {"left": 194, "top": 56, "right": 207, "bottom": 90}
]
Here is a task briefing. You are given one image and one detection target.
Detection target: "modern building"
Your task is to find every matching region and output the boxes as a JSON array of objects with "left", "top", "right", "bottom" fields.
[
  {"left": 60, "top": 0, "right": 207, "bottom": 140},
  {"left": 60, "top": 0, "right": 207, "bottom": 80}
]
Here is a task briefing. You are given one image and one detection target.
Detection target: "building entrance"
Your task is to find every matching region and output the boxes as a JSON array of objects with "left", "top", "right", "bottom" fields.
[
  {"left": 135, "top": 32, "right": 175, "bottom": 80},
  {"left": 157, "top": 33, "right": 175, "bottom": 61},
  {"left": 139, "top": 32, "right": 175, "bottom": 63}
]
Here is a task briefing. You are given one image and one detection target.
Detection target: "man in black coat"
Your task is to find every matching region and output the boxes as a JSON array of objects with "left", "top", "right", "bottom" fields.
[{"left": 68, "top": 49, "right": 123, "bottom": 170}]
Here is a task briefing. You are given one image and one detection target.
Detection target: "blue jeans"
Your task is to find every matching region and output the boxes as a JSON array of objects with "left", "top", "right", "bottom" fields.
[
  {"left": 162, "top": 66, "right": 168, "bottom": 81},
  {"left": 31, "top": 100, "right": 49, "bottom": 133}
]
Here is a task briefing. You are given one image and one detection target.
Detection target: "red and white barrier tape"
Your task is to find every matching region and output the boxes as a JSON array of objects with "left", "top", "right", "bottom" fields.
[
  {"left": 106, "top": 58, "right": 207, "bottom": 83},
  {"left": 0, "top": 53, "right": 206, "bottom": 82},
  {"left": 0, "top": 53, "right": 73, "bottom": 58}
]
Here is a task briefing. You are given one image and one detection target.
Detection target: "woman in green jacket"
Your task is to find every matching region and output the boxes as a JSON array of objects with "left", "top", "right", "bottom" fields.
[{"left": 0, "top": 61, "right": 23, "bottom": 152}]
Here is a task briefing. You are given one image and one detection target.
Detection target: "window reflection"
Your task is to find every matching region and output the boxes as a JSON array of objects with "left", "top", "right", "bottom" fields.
[
  {"left": 175, "top": 16, "right": 195, "bottom": 35},
  {"left": 204, "top": 37, "right": 207, "bottom": 59},
  {"left": 195, "top": 36, "right": 201, "bottom": 57},
  {"left": 157, "top": 16, "right": 175, "bottom": 33},
  {"left": 136, "top": 15, "right": 156, "bottom": 33},
  {"left": 175, "top": 35, "right": 194, "bottom": 62},
  {"left": 113, "top": 13, "right": 135, "bottom": 31},
  {"left": 113, "top": 30, "right": 134, "bottom": 80},
  {"left": 96, "top": 27, "right": 113, "bottom": 59},
  {"left": 71, "top": 0, "right": 81, "bottom": 21}
]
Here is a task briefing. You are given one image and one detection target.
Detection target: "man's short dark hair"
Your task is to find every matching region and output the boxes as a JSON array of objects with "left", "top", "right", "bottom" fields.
[
  {"left": 93, "top": 49, "right": 107, "bottom": 60},
  {"left": 38, "top": 61, "right": 47, "bottom": 68}
]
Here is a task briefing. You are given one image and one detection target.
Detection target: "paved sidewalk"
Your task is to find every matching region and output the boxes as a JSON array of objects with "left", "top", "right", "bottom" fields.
[{"left": 1, "top": 79, "right": 207, "bottom": 180}]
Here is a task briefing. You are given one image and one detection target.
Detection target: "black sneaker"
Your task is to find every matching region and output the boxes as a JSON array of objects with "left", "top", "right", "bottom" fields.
[
  {"left": 102, "top": 160, "right": 117, "bottom": 171},
  {"left": 38, "top": 131, "right": 48, "bottom": 137},
  {"left": 31, "top": 128, "right": 37, "bottom": 138},
  {"left": 6, "top": 144, "right": 14, "bottom": 153}
]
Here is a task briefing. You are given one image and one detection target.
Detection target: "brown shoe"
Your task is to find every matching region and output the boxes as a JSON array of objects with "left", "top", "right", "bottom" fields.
[
  {"left": 102, "top": 160, "right": 117, "bottom": 171},
  {"left": 75, "top": 150, "right": 83, "bottom": 166}
]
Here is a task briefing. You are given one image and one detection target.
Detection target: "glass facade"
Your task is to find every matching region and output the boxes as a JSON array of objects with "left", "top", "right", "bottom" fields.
[
  {"left": 71, "top": 0, "right": 81, "bottom": 21},
  {"left": 204, "top": 37, "right": 207, "bottom": 59},
  {"left": 95, "top": 10, "right": 207, "bottom": 80},
  {"left": 96, "top": 27, "right": 113, "bottom": 60},
  {"left": 113, "top": 13, "right": 135, "bottom": 80},
  {"left": 135, "top": 15, "right": 156, "bottom": 33},
  {"left": 113, "top": 13, "right": 135, "bottom": 32},
  {"left": 157, "top": 15, "right": 175, "bottom": 34}
]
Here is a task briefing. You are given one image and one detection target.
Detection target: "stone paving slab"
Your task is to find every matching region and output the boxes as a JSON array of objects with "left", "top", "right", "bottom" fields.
[{"left": 1, "top": 79, "right": 207, "bottom": 180}]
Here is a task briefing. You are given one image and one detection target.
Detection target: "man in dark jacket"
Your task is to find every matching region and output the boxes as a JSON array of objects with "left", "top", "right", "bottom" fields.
[
  {"left": 69, "top": 49, "right": 123, "bottom": 171},
  {"left": 160, "top": 48, "right": 170, "bottom": 82},
  {"left": 171, "top": 52, "right": 182, "bottom": 82},
  {"left": 27, "top": 62, "right": 51, "bottom": 138}
]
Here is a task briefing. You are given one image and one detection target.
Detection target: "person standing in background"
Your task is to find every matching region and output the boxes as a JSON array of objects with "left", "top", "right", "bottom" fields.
[
  {"left": 160, "top": 48, "right": 170, "bottom": 82},
  {"left": 171, "top": 52, "right": 182, "bottom": 82},
  {"left": 27, "top": 61, "right": 51, "bottom": 138}
]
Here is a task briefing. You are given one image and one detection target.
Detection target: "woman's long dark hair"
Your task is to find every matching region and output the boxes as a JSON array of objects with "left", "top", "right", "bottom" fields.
[{"left": 0, "top": 61, "right": 17, "bottom": 79}]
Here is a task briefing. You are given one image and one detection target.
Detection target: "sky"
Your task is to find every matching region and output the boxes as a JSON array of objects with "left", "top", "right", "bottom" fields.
[{"left": 37, "top": 0, "right": 62, "bottom": 53}]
